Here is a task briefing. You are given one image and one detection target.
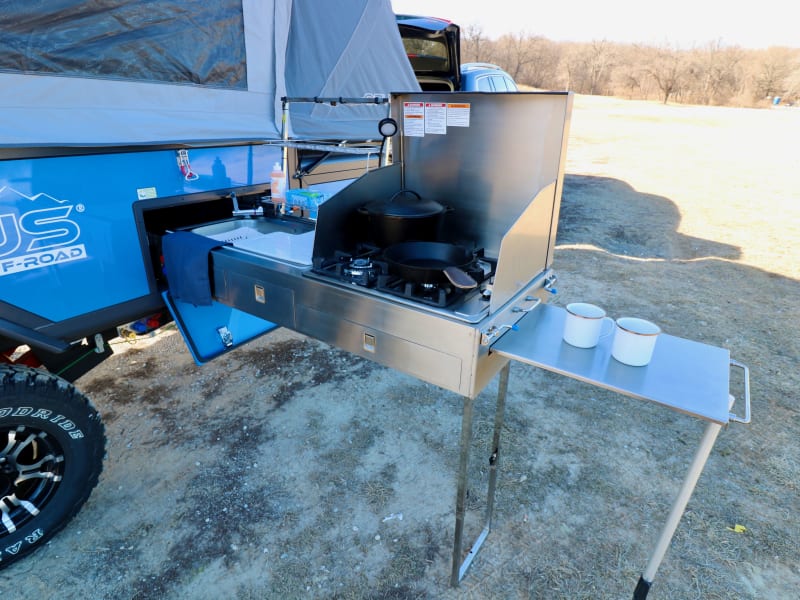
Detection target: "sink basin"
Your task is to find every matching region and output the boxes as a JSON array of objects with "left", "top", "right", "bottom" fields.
[
  {"left": 191, "top": 217, "right": 310, "bottom": 242},
  {"left": 189, "top": 217, "right": 316, "bottom": 265}
]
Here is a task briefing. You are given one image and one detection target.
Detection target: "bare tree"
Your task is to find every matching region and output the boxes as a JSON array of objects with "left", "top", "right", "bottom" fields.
[
  {"left": 644, "top": 44, "right": 689, "bottom": 104},
  {"left": 753, "top": 47, "right": 796, "bottom": 99},
  {"left": 523, "top": 37, "right": 563, "bottom": 89},
  {"left": 685, "top": 40, "right": 744, "bottom": 105},
  {"left": 456, "top": 26, "right": 800, "bottom": 108},
  {"left": 494, "top": 32, "right": 540, "bottom": 81},
  {"left": 586, "top": 40, "right": 616, "bottom": 94},
  {"left": 610, "top": 45, "right": 654, "bottom": 98},
  {"left": 461, "top": 24, "right": 493, "bottom": 64},
  {"left": 783, "top": 59, "right": 800, "bottom": 103},
  {"left": 563, "top": 41, "right": 616, "bottom": 95}
]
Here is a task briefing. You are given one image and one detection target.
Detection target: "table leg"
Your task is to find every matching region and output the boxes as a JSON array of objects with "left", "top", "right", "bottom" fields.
[
  {"left": 450, "top": 361, "right": 511, "bottom": 587},
  {"left": 450, "top": 392, "right": 476, "bottom": 587},
  {"left": 485, "top": 361, "right": 511, "bottom": 530},
  {"left": 633, "top": 418, "right": 725, "bottom": 599}
]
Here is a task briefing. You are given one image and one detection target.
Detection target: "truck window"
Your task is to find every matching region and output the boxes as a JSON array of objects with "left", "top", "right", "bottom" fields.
[
  {"left": 477, "top": 76, "right": 493, "bottom": 92},
  {"left": 401, "top": 38, "right": 452, "bottom": 74},
  {"left": 490, "top": 76, "right": 509, "bottom": 91}
]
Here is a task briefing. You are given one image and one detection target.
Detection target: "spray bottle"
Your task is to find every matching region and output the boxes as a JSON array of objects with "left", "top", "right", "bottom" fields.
[{"left": 270, "top": 161, "right": 286, "bottom": 212}]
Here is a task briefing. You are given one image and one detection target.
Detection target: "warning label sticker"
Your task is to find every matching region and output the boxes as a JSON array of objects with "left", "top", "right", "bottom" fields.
[
  {"left": 403, "top": 101, "right": 471, "bottom": 135},
  {"left": 403, "top": 102, "right": 425, "bottom": 137}
]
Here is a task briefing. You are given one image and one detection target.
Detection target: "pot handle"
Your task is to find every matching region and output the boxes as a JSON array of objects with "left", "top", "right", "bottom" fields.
[
  {"left": 728, "top": 359, "right": 751, "bottom": 424},
  {"left": 389, "top": 189, "right": 421, "bottom": 202}
]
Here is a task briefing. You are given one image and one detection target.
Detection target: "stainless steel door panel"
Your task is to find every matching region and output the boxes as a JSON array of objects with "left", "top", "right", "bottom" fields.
[
  {"left": 217, "top": 270, "right": 297, "bottom": 329},
  {"left": 297, "top": 304, "right": 465, "bottom": 394},
  {"left": 301, "top": 282, "right": 481, "bottom": 360}
]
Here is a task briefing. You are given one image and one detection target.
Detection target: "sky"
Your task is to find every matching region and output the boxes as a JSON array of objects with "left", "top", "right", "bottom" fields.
[{"left": 391, "top": 0, "right": 797, "bottom": 50}]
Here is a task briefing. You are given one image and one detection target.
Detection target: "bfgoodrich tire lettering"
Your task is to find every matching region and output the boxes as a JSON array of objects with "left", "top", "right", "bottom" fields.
[{"left": 0, "top": 365, "right": 105, "bottom": 569}]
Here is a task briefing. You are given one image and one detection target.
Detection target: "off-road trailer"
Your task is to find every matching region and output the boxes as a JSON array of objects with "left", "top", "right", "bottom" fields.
[{"left": 0, "top": 0, "right": 419, "bottom": 569}]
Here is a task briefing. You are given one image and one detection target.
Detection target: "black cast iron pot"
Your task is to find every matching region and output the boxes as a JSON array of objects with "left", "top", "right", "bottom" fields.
[{"left": 359, "top": 189, "right": 450, "bottom": 247}]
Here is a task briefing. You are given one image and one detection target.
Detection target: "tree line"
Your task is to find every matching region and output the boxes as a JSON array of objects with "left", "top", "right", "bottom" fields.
[{"left": 462, "top": 27, "right": 800, "bottom": 107}]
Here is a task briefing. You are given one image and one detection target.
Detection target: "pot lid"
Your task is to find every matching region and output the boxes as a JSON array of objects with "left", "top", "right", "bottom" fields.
[{"left": 365, "top": 189, "right": 445, "bottom": 217}]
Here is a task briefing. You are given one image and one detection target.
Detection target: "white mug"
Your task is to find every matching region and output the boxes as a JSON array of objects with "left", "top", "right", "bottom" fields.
[
  {"left": 563, "top": 303, "right": 614, "bottom": 348},
  {"left": 611, "top": 317, "right": 661, "bottom": 366}
]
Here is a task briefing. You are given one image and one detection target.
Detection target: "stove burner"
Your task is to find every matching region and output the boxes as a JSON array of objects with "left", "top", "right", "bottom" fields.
[
  {"left": 309, "top": 245, "right": 497, "bottom": 310},
  {"left": 342, "top": 257, "right": 378, "bottom": 286}
]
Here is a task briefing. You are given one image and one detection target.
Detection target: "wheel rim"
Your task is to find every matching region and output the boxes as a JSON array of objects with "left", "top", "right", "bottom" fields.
[{"left": 0, "top": 425, "right": 65, "bottom": 535}]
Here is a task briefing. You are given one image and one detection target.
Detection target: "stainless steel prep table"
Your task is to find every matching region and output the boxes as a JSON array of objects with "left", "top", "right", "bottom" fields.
[{"left": 474, "top": 303, "right": 750, "bottom": 598}]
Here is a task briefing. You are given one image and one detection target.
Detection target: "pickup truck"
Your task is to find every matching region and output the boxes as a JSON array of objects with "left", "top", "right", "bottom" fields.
[{"left": 396, "top": 15, "right": 518, "bottom": 91}]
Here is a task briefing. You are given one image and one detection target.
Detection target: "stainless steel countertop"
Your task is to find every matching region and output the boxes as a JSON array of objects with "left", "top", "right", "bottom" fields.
[{"left": 492, "top": 304, "right": 732, "bottom": 423}]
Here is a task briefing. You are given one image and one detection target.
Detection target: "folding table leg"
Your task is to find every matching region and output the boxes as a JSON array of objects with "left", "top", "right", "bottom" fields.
[
  {"left": 450, "top": 393, "right": 476, "bottom": 587},
  {"left": 450, "top": 361, "right": 511, "bottom": 587},
  {"left": 633, "top": 418, "right": 725, "bottom": 599}
]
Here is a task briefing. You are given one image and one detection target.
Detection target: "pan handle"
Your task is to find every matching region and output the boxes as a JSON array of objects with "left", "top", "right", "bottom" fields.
[
  {"left": 728, "top": 359, "right": 751, "bottom": 424},
  {"left": 443, "top": 266, "right": 477, "bottom": 290}
]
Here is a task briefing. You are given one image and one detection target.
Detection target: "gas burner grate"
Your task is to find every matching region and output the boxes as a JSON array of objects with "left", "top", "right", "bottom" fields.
[
  {"left": 309, "top": 245, "right": 497, "bottom": 309},
  {"left": 375, "top": 275, "right": 456, "bottom": 307},
  {"left": 311, "top": 246, "right": 387, "bottom": 287}
]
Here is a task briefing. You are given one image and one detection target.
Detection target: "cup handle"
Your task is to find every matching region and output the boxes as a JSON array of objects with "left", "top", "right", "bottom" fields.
[{"left": 600, "top": 316, "right": 615, "bottom": 338}]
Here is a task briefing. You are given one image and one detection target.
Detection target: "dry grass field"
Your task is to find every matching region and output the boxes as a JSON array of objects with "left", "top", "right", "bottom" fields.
[{"left": 3, "top": 94, "right": 798, "bottom": 599}]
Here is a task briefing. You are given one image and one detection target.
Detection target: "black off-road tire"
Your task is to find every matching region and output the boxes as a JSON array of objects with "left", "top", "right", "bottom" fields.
[{"left": 0, "top": 364, "right": 105, "bottom": 569}]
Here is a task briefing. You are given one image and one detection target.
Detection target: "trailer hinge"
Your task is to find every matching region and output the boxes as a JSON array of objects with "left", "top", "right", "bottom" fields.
[{"left": 217, "top": 327, "right": 234, "bottom": 348}]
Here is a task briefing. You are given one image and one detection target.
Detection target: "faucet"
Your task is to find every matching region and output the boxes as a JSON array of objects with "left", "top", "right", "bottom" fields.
[{"left": 230, "top": 192, "right": 263, "bottom": 218}]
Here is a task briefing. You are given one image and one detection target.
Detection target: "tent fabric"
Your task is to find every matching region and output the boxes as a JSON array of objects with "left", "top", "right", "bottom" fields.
[
  {"left": 0, "top": 0, "right": 249, "bottom": 88},
  {"left": 0, "top": 0, "right": 419, "bottom": 148},
  {"left": 284, "top": 0, "right": 421, "bottom": 140}
]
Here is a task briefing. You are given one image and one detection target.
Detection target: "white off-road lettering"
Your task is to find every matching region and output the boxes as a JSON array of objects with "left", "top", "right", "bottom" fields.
[
  {"left": 1, "top": 409, "right": 84, "bottom": 440},
  {"left": 4, "top": 541, "right": 22, "bottom": 555},
  {"left": 25, "top": 528, "right": 44, "bottom": 544},
  {"left": 57, "top": 419, "right": 76, "bottom": 431}
]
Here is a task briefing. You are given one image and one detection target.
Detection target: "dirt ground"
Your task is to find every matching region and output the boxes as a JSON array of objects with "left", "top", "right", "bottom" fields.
[{"left": 3, "top": 95, "right": 798, "bottom": 599}]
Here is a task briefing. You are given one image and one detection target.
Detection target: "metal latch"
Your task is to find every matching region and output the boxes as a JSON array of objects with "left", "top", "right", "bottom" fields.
[
  {"left": 544, "top": 273, "right": 558, "bottom": 295},
  {"left": 480, "top": 297, "right": 541, "bottom": 346},
  {"left": 363, "top": 333, "right": 377, "bottom": 353},
  {"left": 217, "top": 327, "right": 234, "bottom": 348},
  {"left": 481, "top": 323, "right": 519, "bottom": 346}
]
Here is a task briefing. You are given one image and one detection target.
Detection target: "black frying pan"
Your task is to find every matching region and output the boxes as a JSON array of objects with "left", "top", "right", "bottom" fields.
[{"left": 383, "top": 242, "right": 478, "bottom": 289}]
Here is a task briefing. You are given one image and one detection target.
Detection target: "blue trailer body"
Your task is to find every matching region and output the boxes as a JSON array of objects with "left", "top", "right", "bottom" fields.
[
  {"left": 0, "top": 0, "right": 422, "bottom": 572},
  {"left": 0, "top": 144, "right": 280, "bottom": 323}
]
